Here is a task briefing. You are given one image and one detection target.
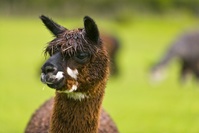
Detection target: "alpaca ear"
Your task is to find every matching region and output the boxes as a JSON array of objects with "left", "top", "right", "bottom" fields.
[
  {"left": 84, "top": 16, "right": 99, "bottom": 43},
  {"left": 40, "top": 15, "right": 67, "bottom": 36}
]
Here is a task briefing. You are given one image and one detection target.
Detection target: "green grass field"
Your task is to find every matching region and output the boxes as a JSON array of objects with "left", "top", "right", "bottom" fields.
[{"left": 1, "top": 14, "right": 199, "bottom": 133}]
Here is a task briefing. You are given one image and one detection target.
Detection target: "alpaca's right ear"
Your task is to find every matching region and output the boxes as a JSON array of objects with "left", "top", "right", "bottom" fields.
[
  {"left": 84, "top": 16, "right": 99, "bottom": 43},
  {"left": 40, "top": 15, "right": 67, "bottom": 36}
]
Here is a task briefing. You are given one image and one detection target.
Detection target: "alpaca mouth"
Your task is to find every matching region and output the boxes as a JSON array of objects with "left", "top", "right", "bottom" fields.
[{"left": 41, "top": 71, "right": 65, "bottom": 89}]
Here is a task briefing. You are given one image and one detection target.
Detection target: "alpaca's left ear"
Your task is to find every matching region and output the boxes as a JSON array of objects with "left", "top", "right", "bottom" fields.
[
  {"left": 84, "top": 16, "right": 99, "bottom": 43},
  {"left": 40, "top": 15, "right": 67, "bottom": 36}
]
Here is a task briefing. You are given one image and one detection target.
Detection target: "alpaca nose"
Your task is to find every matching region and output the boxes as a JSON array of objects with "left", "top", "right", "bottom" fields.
[
  {"left": 41, "top": 52, "right": 63, "bottom": 74},
  {"left": 42, "top": 63, "right": 58, "bottom": 74}
]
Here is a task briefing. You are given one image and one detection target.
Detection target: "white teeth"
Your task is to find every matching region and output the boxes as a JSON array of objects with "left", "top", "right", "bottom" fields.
[
  {"left": 45, "top": 81, "right": 53, "bottom": 84},
  {"left": 67, "top": 67, "right": 78, "bottom": 79}
]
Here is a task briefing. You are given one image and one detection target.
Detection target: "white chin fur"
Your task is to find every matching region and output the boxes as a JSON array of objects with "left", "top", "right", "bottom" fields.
[
  {"left": 57, "top": 90, "right": 88, "bottom": 101},
  {"left": 55, "top": 69, "right": 85, "bottom": 100}
]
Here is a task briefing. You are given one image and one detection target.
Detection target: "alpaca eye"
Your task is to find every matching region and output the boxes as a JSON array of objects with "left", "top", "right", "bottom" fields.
[
  {"left": 77, "top": 53, "right": 89, "bottom": 59},
  {"left": 74, "top": 52, "right": 90, "bottom": 63}
]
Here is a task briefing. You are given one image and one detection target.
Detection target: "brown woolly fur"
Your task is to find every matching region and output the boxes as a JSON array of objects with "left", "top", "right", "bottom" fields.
[
  {"left": 25, "top": 98, "right": 119, "bottom": 133},
  {"left": 25, "top": 15, "right": 119, "bottom": 133},
  {"left": 51, "top": 92, "right": 104, "bottom": 133},
  {"left": 45, "top": 28, "right": 101, "bottom": 57}
]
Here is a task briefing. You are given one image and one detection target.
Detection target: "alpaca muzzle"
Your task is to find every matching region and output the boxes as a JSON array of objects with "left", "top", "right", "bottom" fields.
[
  {"left": 41, "top": 71, "right": 65, "bottom": 89},
  {"left": 41, "top": 71, "right": 64, "bottom": 84},
  {"left": 41, "top": 52, "right": 66, "bottom": 89}
]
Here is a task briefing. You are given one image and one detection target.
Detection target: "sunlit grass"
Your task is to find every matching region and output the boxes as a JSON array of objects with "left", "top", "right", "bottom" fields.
[{"left": 0, "top": 14, "right": 199, "bottom": 133}]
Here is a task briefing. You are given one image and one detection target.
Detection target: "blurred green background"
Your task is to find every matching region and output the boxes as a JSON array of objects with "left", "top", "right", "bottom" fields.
[{"left": 1, "top": 0, "right": 199, "bottom": 133}]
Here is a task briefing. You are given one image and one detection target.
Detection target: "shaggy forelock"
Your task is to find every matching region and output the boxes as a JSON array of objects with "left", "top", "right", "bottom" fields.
[{"left": 45, "top": 28, "right": 101, "bottom": 57}]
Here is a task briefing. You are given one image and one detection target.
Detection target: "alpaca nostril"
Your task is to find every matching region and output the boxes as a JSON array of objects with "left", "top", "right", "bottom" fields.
[{"left": 44, "top": 65, "right": 57, "bottom": 74}]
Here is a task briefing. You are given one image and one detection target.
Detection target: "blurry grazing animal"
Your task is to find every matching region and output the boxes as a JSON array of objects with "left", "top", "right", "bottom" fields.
[
  {"left": 25, "top": 15, "right": 119, "bottom": 133},
  {"left": 150, "top": 30, "right": 199, "bottom": 83},
  {"left": 102, "top": 34, "right": 120, "bottom": 76}
]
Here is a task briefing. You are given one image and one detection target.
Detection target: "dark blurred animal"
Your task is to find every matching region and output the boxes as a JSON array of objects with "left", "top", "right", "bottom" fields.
[
  {"left": 102, "top": 34, "right": 120, "bottom": 76},
  {"left": 150, "top": 30, "right": 199, "bottom": 83},
  {"left": 25, "top": 15, "right": 119, "bottom": 133}
]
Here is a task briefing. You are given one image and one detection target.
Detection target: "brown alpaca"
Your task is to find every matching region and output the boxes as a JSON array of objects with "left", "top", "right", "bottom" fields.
[{"left": 25, "top": 15, "right": 119, "bottom": 133}]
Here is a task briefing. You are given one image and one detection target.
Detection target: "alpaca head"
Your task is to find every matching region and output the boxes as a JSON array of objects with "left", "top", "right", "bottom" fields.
[{"left": 40, "top": 15, "right": 109, "bottom": 100}]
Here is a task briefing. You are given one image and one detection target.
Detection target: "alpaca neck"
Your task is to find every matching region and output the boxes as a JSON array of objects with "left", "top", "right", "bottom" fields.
[{"left": 50, "top": 84, "right": 105, "bottom": 133}]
